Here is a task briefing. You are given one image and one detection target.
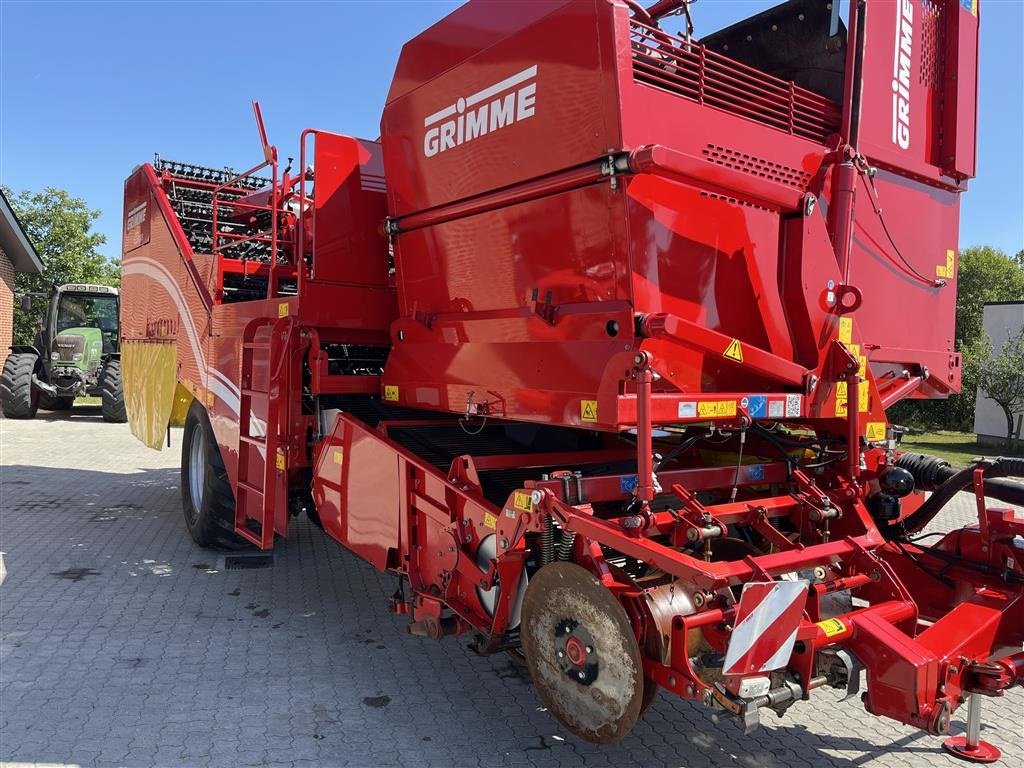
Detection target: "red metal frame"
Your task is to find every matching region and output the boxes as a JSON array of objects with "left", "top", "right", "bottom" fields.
[{"left": 119, "top": 0, "right": 1023, "bottom": 754}]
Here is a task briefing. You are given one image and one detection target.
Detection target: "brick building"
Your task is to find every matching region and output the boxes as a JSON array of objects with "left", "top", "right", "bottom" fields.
[{"left": 0, "top": 189, "right": 44, "bottom": 351}]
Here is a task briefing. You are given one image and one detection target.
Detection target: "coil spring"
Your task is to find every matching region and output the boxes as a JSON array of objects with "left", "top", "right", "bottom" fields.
[
  {"left": 540, "top": 513, "right": 555, "bottom": 566},
  {"left": 557, "top": 530, "right": 577, "bottom": 561}
]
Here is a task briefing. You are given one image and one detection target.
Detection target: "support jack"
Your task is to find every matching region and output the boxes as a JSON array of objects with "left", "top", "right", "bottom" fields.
[{"left": 942, "top": 695, "right": 1001, "bottom": 763}]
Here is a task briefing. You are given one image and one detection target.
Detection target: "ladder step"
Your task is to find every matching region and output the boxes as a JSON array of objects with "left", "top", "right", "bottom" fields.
[
  {"left": 243, "top": 342, "right": 271, "bottom": 350},
  {"left": 235, "top": 526, "right": 265, "bottom": 547},
  {"left": 241, "top": 388, "right": 268, "bottom": 397},
  {"left": 239, "top": 434, "right": 266, "bottom": 446},
  {"left": 237, "top": 480, "right": 264, "bottom": 496}
]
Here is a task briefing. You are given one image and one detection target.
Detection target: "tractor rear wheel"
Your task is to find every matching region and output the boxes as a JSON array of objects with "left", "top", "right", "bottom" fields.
[
  {"left": 100, "top": 359, "right": 127, "bottom": 423},
  {"left": 181, "top": 400, "right": 249, "bottom": 550},
  {"left": 0, "top": 353, "right": 39, "bottom": 419},
  {"left": 39, "top": 393, "right": 75, "bottom": 411}
]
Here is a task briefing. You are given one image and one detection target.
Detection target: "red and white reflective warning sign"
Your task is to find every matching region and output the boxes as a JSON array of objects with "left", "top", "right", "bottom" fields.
[{"left": 723, "top": 580, "right": 808, "bottom": 695}]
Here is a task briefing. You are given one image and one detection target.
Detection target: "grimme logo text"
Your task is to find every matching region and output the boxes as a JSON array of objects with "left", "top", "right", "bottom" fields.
[
  {"left": 423, "top": 66, "right": 537, "bottom": 158},
  {"left": 891, "top": 0, "right": 913, "bottom": 150}
]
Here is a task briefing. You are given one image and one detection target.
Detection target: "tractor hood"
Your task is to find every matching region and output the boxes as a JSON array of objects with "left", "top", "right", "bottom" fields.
[{"left": 52, "top": 327, "right": 103, "bottom": 371}]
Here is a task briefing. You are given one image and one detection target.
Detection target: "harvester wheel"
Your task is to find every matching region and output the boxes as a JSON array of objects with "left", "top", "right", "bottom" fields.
[
  {"left": 181, "top": 400, "right": 250, "bottom": 550},
  {"left": 521, "top": 562, "right": 644, "bottom": 744},
  {"left": 100, "top": 359, "right": 128, "bottom": 423},
  {"left": 1, "top": 352, "right": 39, "bottom": 419},
  {"left": 39, "top": 393, "right": 74, "bottom": 411}
]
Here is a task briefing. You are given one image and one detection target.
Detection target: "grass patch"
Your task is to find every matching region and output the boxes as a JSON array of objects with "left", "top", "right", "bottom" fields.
[{"left": 898, "top": 430, "right": 1024, "bottom": 467}]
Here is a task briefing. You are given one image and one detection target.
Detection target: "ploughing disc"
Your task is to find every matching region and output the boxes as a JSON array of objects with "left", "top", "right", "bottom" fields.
[{"left": 521, "top": 562, "right": 644, "bottom": 744}]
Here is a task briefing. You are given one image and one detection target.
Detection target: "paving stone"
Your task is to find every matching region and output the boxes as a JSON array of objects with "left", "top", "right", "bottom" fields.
[{"left": 1, "top": 416, "right": 1022, "bottom": 767}]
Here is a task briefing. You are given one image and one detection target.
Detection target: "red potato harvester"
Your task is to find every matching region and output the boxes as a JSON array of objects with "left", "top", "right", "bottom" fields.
[{"left": 119, "top": 0, "right": 1023, "bottom": 756}]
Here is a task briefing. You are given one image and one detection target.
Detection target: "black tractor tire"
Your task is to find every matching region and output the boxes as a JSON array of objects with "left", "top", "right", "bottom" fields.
[
  {"left": 181, "top": 400, "right": 250, "bottom": 550},
  {"left": 1, "top": 353, "right": 39, "bottom": 419},
  {"left": 39, "top": 393, "right": 75, "bottom": 411},
  {"left": 99, "top": 359, "right": 128, "bottom": 423}
]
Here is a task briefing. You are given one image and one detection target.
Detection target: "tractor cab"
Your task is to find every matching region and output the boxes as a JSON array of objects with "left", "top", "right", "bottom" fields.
[{"left": 48, "top": 285, "right": 120, "bottom": 370}]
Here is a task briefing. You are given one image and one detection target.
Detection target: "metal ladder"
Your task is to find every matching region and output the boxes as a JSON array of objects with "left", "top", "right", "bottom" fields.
[{"left": 234, "top": 315, "right": 291, "bottom": 549}]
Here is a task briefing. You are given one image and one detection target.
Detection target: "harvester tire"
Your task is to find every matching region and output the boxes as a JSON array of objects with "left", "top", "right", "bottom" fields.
[
  {"left": 1, "top": 353, "right": 39, "bottom": 419},
  {"left": 100, "top": 359, "right": 128, "bottom": 423},
  {"left": 39, "top": 394, "right": 75, "bottom": 411},
  {"left": 181, "top": 400, "right": 249, "bottom": 550}
]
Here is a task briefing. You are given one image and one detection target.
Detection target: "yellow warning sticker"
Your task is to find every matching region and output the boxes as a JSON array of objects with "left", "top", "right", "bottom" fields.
[
  {"left": 859, "top": 385, "right": 870, "bottom": 413},
  {"left": 278, "top": 302, "right": 289, "bottom": 318},
  {"left": 835, "top": 396, "right": 847, "bottom": 417},
  {"left": 332, "top": 449, "right": 344, "bottom": 465},
  {"left": 858, "top": 356, "right": 867, "bottom": 377},
  {"left": 838, "top": 317, "right": 853, "bottom": 344},
  {"left": 946, "top": 249, "right": 956, "bottom": 279},
  {"left": 836, "top": 381, "right": 848, "bottom": 398},
  {"left": 865, "top": 422, "right": 887, "bottom": 441},
  {"left": 817, "top": 618, "right": 847, "bottom": 637},
  {"left": 846, "top": 344, "right": 860, "bottom": 358},
  {"left": 483, "top": 512, "right": 497, "bottom": 530},
  {"left": 724, "top": 338, "right": 744, "bottom": 362},
  {"left": 384, "top": 385, "right": 399, "bottom": 402},
  {"left": 513, "top": 491, "right": 534, "bottom": 512},
  {"left": 276, "top": 452, "right": 286, "bottom": 471},
  {"left": 698, "top": 400, "right": 738, "bottom": 418},
  {"left": 581, "top": 400, "right": 598, "bottom": 422}
]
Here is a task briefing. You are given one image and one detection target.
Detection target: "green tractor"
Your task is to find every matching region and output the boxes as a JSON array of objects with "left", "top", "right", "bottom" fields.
[{"left": 1, "top": 283, "right": 126, "bottom": 422}]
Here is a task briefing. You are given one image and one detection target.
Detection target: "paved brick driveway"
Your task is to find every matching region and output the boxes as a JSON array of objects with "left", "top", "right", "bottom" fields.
[{"left": 1, "top": 411, "right": 1021, "bottom": 767}]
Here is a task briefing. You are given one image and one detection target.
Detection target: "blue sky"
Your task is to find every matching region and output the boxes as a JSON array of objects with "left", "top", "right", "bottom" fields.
[{"left": 1, "top": 0, "right": 1021, "bottom": 261}]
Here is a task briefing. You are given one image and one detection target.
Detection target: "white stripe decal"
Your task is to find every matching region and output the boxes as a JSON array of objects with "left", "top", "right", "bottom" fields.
[
  {"left": 465, "top": 65, "right": 537, "bottom": 108},
  {"left": 759, "top": 628, "right": 800, "bottom": 673},
  {"left": 122, "top": 258, "right": 242, "bottom": 415}
]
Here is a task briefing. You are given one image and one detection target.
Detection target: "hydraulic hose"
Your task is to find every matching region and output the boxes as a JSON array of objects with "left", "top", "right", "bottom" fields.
[{"left": 883, "top": 454, "right": 1024, "bottom": 539}]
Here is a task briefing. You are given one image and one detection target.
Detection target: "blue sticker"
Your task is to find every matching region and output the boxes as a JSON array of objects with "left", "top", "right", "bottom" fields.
[
  {"left": 747, "top": 464, "right": 766, "bottom": 482},
  {"left": 620, "top": 475, "right": 638, "bottom": 494},
  {"left": 747, "top": 395, "right": 767, "bottom": 419}
]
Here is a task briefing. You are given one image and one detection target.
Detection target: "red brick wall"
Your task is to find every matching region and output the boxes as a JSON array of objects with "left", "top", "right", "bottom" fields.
[{"left": 0, "top": 248, "right": 14, "bottom": 352}]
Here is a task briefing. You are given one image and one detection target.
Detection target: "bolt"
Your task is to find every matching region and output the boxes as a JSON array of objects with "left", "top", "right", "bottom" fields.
[
  {"left": 813, "top": 566, "right": 827, "bottom": 581},
  {"left": 669, "top": 676, "right": 677, "bottom": 687},
  {"left": 557, "top": 650, "right": 565, "bottom": 659},
  {"left": 585, "top": 646, "right": 593, "bottom": 654},
  {"left": 578, "top": 671, "right": 586, "bottom": 680},
  {"left": 500, "top": 538, "right": 509, "bottom": 549}
]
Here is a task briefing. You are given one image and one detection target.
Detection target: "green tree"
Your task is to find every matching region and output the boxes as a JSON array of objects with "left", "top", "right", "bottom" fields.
[
  {"left": 955, "top": 246, "right": 1024, "bottom": 349},
  {"left": 977, "top": 328, "right": 1024, "bottom": 448},
  {"left": 3, "top": 187, "right": 119, "bottom": 345}
]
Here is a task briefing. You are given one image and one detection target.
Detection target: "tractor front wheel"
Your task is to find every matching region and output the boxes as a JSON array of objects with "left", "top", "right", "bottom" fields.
[
  {"left": 181, "top": 400, "right": 249, "bottom": 550},
  {"left": 0, "top": 353, "right": 39, "bottom": 419},
  {"left": 99, "top": 359, "right": 127, "bottom": 423}
]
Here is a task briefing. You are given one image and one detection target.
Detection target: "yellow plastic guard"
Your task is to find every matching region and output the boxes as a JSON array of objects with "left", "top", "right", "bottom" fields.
[{"left": 122, "top": 340, "right": 179, "bottom": 450}]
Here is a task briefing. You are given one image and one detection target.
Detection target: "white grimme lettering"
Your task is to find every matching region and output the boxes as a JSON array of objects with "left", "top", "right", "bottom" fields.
[
  {"left": 891, "top": 0, "right": 913, "bottom": 150},
  {"left": 423, "top": 67, "right": 538, "bottom": 158}
]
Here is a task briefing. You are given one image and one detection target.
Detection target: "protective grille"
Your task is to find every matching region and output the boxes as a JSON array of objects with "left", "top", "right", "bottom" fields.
[
  {"left": 52, "top": 334, "right": 85, "bottom": 361},
  {"left": 702, "top": 145, "right": 812, "bottom": 189},
  {"left": 630, "top": 20, "right": 841, "bottom": 144},
  {"left": 919, "top": 0, "right": 945, "bottom": 89}
]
